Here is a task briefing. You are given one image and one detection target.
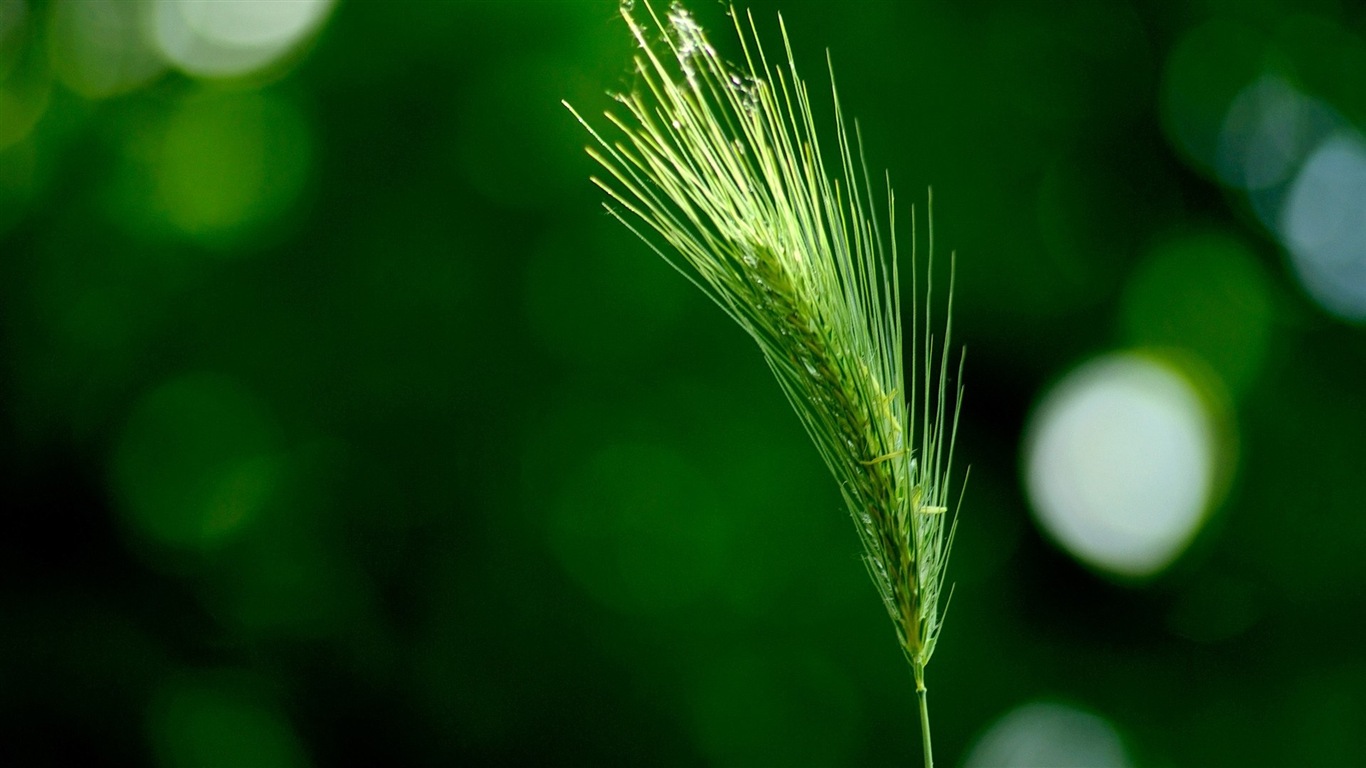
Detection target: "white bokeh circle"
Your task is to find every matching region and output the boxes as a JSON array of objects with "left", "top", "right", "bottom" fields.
[
  {"left": 1024, "top": 353, "right": 1220, "bottom": 578},
  {"left": 964, "top": 701, "right": 1130, "bottom": 768}
]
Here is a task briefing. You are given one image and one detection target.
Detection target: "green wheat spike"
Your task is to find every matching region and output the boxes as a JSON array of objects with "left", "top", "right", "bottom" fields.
[{"left": 565, "top": 2, "right": 964, "bottom": 764}]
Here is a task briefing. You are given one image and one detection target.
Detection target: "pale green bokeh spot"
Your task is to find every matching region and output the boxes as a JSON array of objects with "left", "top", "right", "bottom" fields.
[
  {"left": 148, "top": 673, "right": 310, "bottom": 768},
  {"left": 47, "top": 0, "right": 166, "bottom": 99},
  {"left": 546, "top": 441, "right": 735, "bottom": 615},
  {"left": 153, "top": 89, "right": 310, "bottom": 243},
  {"left": 0, "top": 43, "right": 50, "bottom": 151},
  {"left": 1121, "top": 231, "right": 1273, "bottom": 398},
  {"left": 1160, "top": 20, "right": 1264, "bottom": 177},
  {"left": 112, "top": 373, "right": 281, "bottom": 552}
]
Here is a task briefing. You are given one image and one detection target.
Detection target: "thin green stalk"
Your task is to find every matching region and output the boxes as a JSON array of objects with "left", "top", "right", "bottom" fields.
[
  {"left": 916, "top": 667, "right": 933, "bottom": 768},
  {"left": 567, "top": 3, "right": 964, "bottom": 764}
]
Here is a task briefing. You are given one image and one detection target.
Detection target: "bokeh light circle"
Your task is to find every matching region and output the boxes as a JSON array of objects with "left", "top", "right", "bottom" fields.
[
  {"left": 152, "top": 0, "right": 335, "bottom": 79},
  {"left": 148, "top": 672, "right": 310, "bottom": 768},
  {"left": 47, "top": 0, "right": 166, "bottom": 99},
  {"left": 963, "top": 701, "right": 1130, "bottom": 768},
  {"left": 1216, "top": 76, "right": 1335, "bottom": 194},
  {"left": 0, "top": 6, "right": 50, "bottom": 153},
  {"left": 1280, "top": 132, "right": 1366, "bottom": 323},
  {"left": 1120, "top": 231, "right": 1273, "bottom": 399},
  {"left": 1160, "top": 20, "right": 1264, "bottom": 178},
  {"left": 150, "top": 88, "right": 312, "bottom": 244},
  {"left": 112, "top": 373, "right": 282, "bottom": 553},
  {"left": 1023, "top": 352, "right": 1222, "bottom": 579}
]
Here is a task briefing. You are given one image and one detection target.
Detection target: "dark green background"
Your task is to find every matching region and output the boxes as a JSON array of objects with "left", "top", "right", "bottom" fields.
[{"left": 3, "top": 0, "right": 1365, "bottom": 765}]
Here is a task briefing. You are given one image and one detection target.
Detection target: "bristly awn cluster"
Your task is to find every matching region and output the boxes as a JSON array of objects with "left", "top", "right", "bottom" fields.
[{"left": 565, "top": 2, "right": 965, "bottom": 764}]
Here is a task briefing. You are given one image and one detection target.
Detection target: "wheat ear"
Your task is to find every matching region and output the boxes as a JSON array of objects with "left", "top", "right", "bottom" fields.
[{"left": 565, "top": 2, "right": 963, "bottom": 764}]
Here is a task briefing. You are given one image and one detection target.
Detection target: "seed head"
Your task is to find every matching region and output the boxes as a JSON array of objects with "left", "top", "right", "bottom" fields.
[{"left": 566, "top": 0, "right": 963, "bottom": 678}]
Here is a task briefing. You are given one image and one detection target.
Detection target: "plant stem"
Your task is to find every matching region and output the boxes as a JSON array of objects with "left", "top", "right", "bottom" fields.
[{"left": 916, "top": 668, "right": 933, "bottom": 768}]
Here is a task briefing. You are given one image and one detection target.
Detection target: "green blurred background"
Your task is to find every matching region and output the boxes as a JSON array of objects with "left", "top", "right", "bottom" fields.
[{"left": 3, "top": 0, "right": 1366, "bottom": 765}]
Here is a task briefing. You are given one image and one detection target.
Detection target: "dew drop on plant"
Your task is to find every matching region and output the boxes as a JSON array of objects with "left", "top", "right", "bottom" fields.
[
  {"left": 620, "top": 0, "right": 635, "bottom": 11},
  {"left": 729, "top": 73, "right": 762, "bottom": 115},
  {"left": 667, "top": 1, "right": 714, "bottom": 89}
]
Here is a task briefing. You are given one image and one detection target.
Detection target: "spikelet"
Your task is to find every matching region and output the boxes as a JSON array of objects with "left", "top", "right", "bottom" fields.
[{"left": 566, "top": 1, "right": 963, "bottom": 760}]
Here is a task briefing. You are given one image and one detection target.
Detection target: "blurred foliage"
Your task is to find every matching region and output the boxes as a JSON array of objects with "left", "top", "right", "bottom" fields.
[{"left": 2, "top": 0, "right": 1366, "bottom": 766}]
